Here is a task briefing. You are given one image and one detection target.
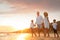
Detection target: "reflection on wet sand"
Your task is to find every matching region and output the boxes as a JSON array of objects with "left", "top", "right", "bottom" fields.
[
  {"left": 0, "top": 33, "right": 60, "bottom": 40},
  {"left": 0, "top": 33, "right": 18, "bottom": 40},
  {"left": 17, "top": 33, "right": 60, "bottom": 40},
  {"left": 17, "top": 33, "right": 30, "bottom": 40}
]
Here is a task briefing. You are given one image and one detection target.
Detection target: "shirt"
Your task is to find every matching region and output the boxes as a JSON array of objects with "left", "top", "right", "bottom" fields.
[
  {"left": 30, "top": 23, "right": 35, "bottom": 28},
  {"left": 44, "top": 17, "right": 49, "bottom": 29},
  {"left": 36, "top": 16, "right": 43, "bottom": 24},
  {"left": 52, "top": 23, "right": 57, "bottom": 29}
]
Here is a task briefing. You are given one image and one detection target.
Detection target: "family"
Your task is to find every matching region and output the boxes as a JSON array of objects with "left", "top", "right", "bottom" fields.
[{"left": 30, "top": 11, "right": 59, "bottom": 38}]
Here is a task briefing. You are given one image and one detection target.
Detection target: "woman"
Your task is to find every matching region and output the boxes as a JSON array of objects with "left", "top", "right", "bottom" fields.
[{"left": 43, "top": 12, "right": 50, "bottom": 37}]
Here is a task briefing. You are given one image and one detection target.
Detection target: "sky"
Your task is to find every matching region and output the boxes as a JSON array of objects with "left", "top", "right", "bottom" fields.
[
  {"left": 0, "top": 0, "right": 60, "bottom": 31},
  {"left": 0, "top": 0, "right": 60, "bottom": 13}
]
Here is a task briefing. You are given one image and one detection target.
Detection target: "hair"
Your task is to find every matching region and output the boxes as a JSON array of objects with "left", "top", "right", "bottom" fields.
[
  {"left": 44, "top": 12, "right": 48, "bottom": 17},
  {"left": 31, "top": 20, "right": 33, "bottom": 22},
  {"left": 53, "top": 19, "right": 56, "bottom": 22},
  {"left": 37, "top": 11, "right": 39, "bottom": 14}
]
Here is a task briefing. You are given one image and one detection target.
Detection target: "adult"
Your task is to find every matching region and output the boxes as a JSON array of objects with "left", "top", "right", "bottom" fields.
[
  {"left": 35, "top": 11, "right": 44, "bottom": 37},
  {"left": 43, "top": 12, "right": 50, "bottom": 37}
]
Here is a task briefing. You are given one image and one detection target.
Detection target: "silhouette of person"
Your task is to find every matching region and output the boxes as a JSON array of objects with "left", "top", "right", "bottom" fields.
[{"left": 35, "top": 11, "right": 44, "bottom": 37}]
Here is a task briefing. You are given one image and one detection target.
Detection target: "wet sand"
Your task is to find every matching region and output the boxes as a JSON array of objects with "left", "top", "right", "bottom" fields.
[
  {"left": 24, "top": 33, "right": 60, "bottom": 40},
  {"left": 0, "top": 33, "right": 60, "bottom": 40}
]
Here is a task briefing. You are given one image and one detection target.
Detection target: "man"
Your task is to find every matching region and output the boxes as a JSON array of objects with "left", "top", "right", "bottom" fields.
[{"left": 35, "top": 11, "right": 44, "bottom": 37}]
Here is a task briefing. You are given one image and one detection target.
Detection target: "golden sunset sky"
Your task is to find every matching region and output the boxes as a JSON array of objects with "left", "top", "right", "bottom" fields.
[{"left": 0, "top": 0, "right": 60, "bottom": 31}]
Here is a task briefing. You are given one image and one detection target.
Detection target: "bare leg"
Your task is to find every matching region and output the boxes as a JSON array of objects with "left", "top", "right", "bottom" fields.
[
  {"left": 56, "top": 33, "right": 59, "bottom": 37},
  {"left": 44, "top": 30, "right": 46, "bottom": 37},
  {"left": 54, "top": 33, "right": 56, "bottom": 38},
  {"left": 44, "top": 28, "right": 47, "bottom": 37},
  {"left": 44, "top": 32, "right": 46, "bottom": 37},
  {"left": 47, "top": 32, "right": 50, "bottom": 37},
  {"left": 38, "top": 32, "right": 40, "bottom": 37},
  {"left": 47, "top": 29, "right": 50, "bottom": 37},
  {"left": 34, "top": 33, "right": 37, "bottom": 37},
  {"left": 31, "top": 29, "right": 34, "bottom": 37},
  {"left": 38, "top": 28, "right": 40, "bottom": 37},
  {"left": 32, "top": 33, "right": 33, "bottom": 37}
]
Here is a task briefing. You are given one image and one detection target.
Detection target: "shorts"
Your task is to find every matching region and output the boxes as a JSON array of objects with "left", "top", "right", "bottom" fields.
[
  {"left": 53, "top": 28, "right": 57, "bottom": 33},
  {"left": 37, "top": 24, "right": 44, "bottom": 32},
  {"left": 37, "top": 24, "right": 42, "bottom": 28}
]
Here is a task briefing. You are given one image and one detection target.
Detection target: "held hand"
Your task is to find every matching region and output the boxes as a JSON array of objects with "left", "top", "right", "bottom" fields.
[{"left": 34, "top": 24, "right": 36, "bottom": 26}]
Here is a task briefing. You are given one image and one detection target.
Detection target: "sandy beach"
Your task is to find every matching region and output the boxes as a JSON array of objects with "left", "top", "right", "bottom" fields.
[
  {"left": 16, "top": 33, "right": 60, "bottom": 40},
  {"left": 0, "top": 33, "right": 60, "bottom": 40},
  {"left": 26, "top": 34, "right": 60, "bottom": 40}
]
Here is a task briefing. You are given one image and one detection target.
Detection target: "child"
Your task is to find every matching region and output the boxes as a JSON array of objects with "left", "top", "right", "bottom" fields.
[
  {"left": 52, "top": 19, "right": 59, "bottom": 37},
  {"left": 43, "top": 12, "right": 50, "bottom": 37},
  {"left": 30, "top": 20, "right": 36, "bottom": 37}
]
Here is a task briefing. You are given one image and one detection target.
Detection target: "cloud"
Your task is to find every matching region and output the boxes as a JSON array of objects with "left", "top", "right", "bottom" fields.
[{"left": 0, "top": 0, "right": 60, "bottom": 13}]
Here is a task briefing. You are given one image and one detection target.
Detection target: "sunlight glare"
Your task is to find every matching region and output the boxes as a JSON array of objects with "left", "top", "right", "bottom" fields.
[{"left": 16, "top": 34, "right": 29, "bottom": 40}]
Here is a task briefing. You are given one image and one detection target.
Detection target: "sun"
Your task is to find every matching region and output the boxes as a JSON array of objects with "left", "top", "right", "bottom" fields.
[{"left": 0, "top": 14, "right": 35, "bottom": 31}]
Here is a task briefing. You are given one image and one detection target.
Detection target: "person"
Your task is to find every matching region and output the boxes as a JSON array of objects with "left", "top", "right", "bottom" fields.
[
  {"left": 52, "top": 19, "right": 59, "bottom": 38},
  {"left": 43, "top": 12, "right": 50, "bottom": 37},
  {"left": 35, "top": 11, "right": 44, "bottom": 37},
  {"left": 30, "top": 20, "right": 36, "bottom": 37}
]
